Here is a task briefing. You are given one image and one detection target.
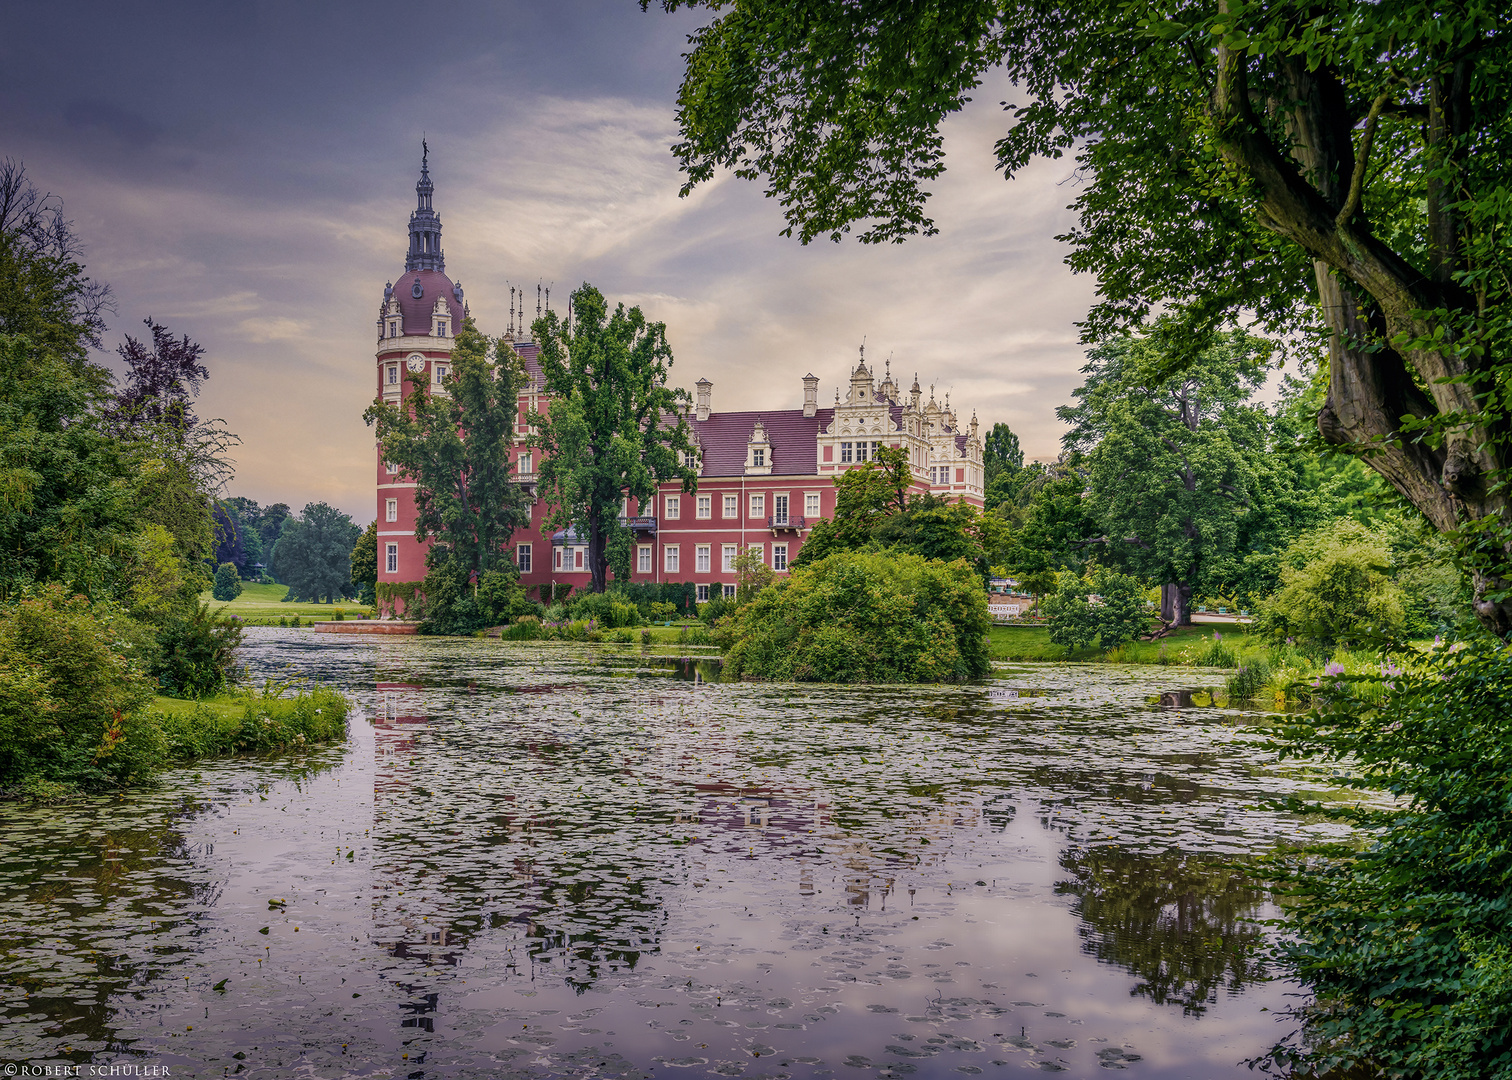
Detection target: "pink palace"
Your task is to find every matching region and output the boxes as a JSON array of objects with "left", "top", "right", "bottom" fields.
[{"left": 374, "top": 154, "right": 986, "bottom": 604}]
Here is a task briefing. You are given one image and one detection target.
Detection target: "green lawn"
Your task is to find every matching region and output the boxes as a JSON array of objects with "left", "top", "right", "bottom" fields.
[
  {"left": 199, "top": 582, "right": 373, "bottom": 625},
  {"left": 988, "top": 621, "right": 1264, "bottom": 664}
]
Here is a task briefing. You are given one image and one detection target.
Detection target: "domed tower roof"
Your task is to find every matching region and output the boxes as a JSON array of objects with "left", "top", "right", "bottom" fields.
[{"left": 384, "top": 144, "right": 464, "bottom": 337}]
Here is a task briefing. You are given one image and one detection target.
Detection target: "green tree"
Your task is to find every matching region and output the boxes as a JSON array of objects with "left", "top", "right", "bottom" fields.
[
  {"left": 792, "top": 444, "right": 913, "bottom": 565},
  {"left": 528, "top": 283, "right": 698, "bottom": 593},
  {"left": 269, "top": 502, "right": 360, "bottom": 604},
  {"left": 982, "top": 421, "right": 1023, "bottom": 485},
  {"left": 1061, "top": 332, "right": 1314, "bottom": 624},
  {"left": 723, "top": 549, "right": 990, "bottom": 683},
  {"left": 1257, "top": 521, "right": 1407, "bottom": 647},
  {"left": 1001, "top": 465, "right": 1098, "bottom": 599},
  {"left": 1042, "top": 567, "right": 1152, "bottom": 653},
  {"left": 366, "top": 317, "right": 531, "bottom": 584},
  {"left": 211, "top": 562, "right": 242, "bottom": 602},
  {"left": 651, "top": 0, "right": 1512, "bottom": 637},
  {"left": 350, "top": 521, "right": 378, "bottom": 606}
]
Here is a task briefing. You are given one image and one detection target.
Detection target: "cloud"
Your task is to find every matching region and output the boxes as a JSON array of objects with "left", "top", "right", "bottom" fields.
[{"left": 8, "top": 14, "right": 1102, "bottom": 522}]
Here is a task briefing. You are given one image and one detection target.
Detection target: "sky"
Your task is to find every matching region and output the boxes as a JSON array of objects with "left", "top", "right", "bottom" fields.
[{"left": 2, "top": 0, "right": 1103, "bottom": 523}]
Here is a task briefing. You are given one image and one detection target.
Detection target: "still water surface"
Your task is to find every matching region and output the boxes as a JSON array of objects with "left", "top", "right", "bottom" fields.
[{"left": 0, "top": 630, "right": 1358, "bottom": 1078}]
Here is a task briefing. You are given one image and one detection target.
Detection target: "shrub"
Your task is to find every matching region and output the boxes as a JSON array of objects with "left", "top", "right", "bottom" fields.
[
  {"left": 1225, "top": 659, "right": 1272, "bottom": 700},
  {"left": 152, "top": 602, "right": 244, "bottom": 697},
  {"left": 212, "top": 562, "right": 243, "bottom": 602},
  {"left": 1257, "top": 521, "right": 1407, "bottom": 647},
  {"left": 0, "top": 586, "right": 160, "bottom": 790},
  {"left": 723, "top": 550, "right": 990, "bottom": 683},
  {"left": 640, "top": 628, "right": 652, "bottom": 645},
  {"left": 570, "top": 592, "right": 644, "bottom": 628},
  {"left": 1263, "top": 641, "right": 1512, "bottom": 1078},
  {"left": 1042, "top": 567, "right": 1152, "bottom": 652},
  {"left": 419, "top": 559, "right": 534, "bottom": 635},
  {"left": 501, "top": 615, "right": 543, "bottom": 641}
]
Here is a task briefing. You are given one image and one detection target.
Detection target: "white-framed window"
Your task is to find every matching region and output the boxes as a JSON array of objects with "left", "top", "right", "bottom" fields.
[
  {"left": 517, "top": 452, "right": 532, "bottom": 474},
  {"left": 773, "top": 544, "right": 788, "bottom": 571},
  {"left": 805, "top": 492, "right": 821, "bottom": 517},
  {"left": 696, "top": 545, "right": 711, "bottom": 573},
  {"left": 388, "top": 320, "right": 399, "bottom": 338},
  {"left": 664, "top": 495, "right": 680, "bottom": 519},
  {"left": 722, "top": 544, "right": 737, "bottom": 573},
  {"left": 722, "top": 494, "right": 737, "bottom": 518},
  {"left": 436, "top": 319, "right": 448, "bottom": 337},
  {"left": 637, "top": 545, "right": 652, "bottom": 574},
  {"left": 684, "top": 449, "right": 699, "bottom": 470},
  {"left": 433, "top": 364, "right": 448, "bottom": 383},
  {"left": 750, "top": 494, "right": 765, "bottom": 518},
  {"left": 696, "top": 584, "right": 710, "bottom": 603},
  {"left": 386, "top": 364, "right": 399, "bottom": 386},
  {"left": 665, "top": 545, "right": 680, "bottom": 573},
  {"left": 385, "top": 460, "right": 398, "bottom": 475},
  {"left": 723, "top": 584, "right": 736, "bottom": 599},
  {"left": 752, "top": 448, "right": 765, "bottom": 467},
  {"left": 555, "top": 547, "right": 563, "bottom": 570},
  {"left": 517, "top": 543, "right": 532, "bottom": 573},
  {"left": 840, "top": 442, "right": 853, "bottom": 463},
  {"left": 772, "top": 495, "right": 788, "bottom": 524},
  {"left": 385, "top": 498, "right": 398, "bottom": 522},
  {"left": 696, "top": 495, "right": 711, "bottom": 519},
  {"left": 385, "top": 544, "right": 398, "bottom": 574},
  {"left": 856, "top": 441, "right": 870, "bottom": 463}
]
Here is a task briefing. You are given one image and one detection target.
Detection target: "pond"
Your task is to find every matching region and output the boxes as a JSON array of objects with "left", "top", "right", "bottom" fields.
[{"left": 0, "top": 629, "right": 1360, "bottom": 1079}]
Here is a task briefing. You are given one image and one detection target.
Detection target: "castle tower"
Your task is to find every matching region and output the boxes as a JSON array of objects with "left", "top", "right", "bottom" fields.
[{"left": 374, "top": 146, "right": 467, "bottom": 603}]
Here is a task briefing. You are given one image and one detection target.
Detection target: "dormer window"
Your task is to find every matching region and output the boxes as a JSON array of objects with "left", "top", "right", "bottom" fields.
[
  {"left": 388, "top": 320, "right": 399, "bottom": 338},
  {"left": 745, "top": 420, "right": 773, "bottom": 474},
  {"left": 436, "top": 319, "right": 448, "bottom": 337},
  {"left": 752, "top": 448, "right": 765, "bottom": 467}
]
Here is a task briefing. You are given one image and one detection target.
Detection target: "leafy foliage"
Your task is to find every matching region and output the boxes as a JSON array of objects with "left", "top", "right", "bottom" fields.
[
  {"left": 417, "top": 558, "right": 535, "bottom": 636},
  {"left": 724, "top": 550, "right": 990, "bottom": 683},
  {"left": 349, "top": 521, "right": 377, "bottom": 606},
  {"left": 528, "top": 284, "right": 698, "bottom": 593},
  {"left": 1041, "top": 567, "right": 1153, "bottom": 653},
  {"left": 1263, "top": 642, "right": 1512, "bottom": 1078},
  {"left": 365, "top": 317, "right": 530, "bottom": 581},
  {"left": 151, "top": 601, "right": 244, "bottom": 698},
  {"left": 1061, "top": 332, "right": 1316, "bottom": 621},
  {"left": 211, "top": 562, "right": 242, "bottom": 602},
  {"left": 0, "top": 586, "right": 158, "bottom": 789},
  {"left": 1257, "top": 521, "right": 1407, "bottom": 647},
  {"left": 269, "top": 502, "right": 361, "bottom": 604},
  {"left": 982, "top": 421, "right": 1023, "bottom": 484}
]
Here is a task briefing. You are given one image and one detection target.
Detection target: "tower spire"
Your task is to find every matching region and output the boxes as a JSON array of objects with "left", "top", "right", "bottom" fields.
[{"left": 404, "top": 142, "right": 444, "bottom": 273}]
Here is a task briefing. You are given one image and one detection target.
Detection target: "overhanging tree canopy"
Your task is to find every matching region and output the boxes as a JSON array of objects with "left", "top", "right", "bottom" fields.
[{"left": 650, "top": 0, "right": 1512, "bottom": 635}]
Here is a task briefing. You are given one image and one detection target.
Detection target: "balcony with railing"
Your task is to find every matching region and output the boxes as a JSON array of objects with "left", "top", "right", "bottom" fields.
[
  {"left": 767, "top": 515, "right": 805, "bottom": 532},
  {"left": 620, "top": 515, "right": 658, "bottom": 534}
]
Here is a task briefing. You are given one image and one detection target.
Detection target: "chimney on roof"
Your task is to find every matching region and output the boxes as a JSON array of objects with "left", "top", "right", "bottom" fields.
[
  {"left": 802, "top": 373, "right": 819, "bottom": 418},
  {"left": 695, "top": 378, "right": 712, "bottom": 421}
]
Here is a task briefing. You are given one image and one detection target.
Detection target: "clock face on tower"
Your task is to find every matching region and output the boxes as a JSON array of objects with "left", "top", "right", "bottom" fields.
[{"left": 406, "top": 354, "right": 425, "bottom": 372}]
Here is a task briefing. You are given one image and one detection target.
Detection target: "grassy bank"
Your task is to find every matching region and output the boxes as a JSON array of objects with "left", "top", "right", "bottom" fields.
[
  {"left": 988, "top": 622, "right": 1256, "bottom": 663},
  {"left": 147, "top": 685, "right": 350, "bottom": 758},
  {"left": 197, "top": 582, "right": 374, "bottom": 625}
]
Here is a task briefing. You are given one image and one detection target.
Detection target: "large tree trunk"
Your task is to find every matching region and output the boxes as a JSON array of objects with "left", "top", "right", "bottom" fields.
[
  {"left": 588, "top": 511, "right": 609, "bottom": 594},
  {"left": 1214, "top": 39, "right": 1512, "bottom": 638},
  {"left": 1161, "top": 581, "right": 1193, "bottom": 627}
]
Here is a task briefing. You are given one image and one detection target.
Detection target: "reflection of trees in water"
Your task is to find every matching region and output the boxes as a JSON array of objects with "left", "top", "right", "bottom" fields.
[{"left": 1054, "top": 848, "right": 1269, "bottom": 1016}]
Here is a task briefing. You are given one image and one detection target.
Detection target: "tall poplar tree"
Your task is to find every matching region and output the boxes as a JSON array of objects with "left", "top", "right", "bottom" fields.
[
  {"left": 529, "top": 283, "right": 698, "bottom": 594},
  {"left": 365, "top": 318, "right": 530, "bottom": 582}
]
